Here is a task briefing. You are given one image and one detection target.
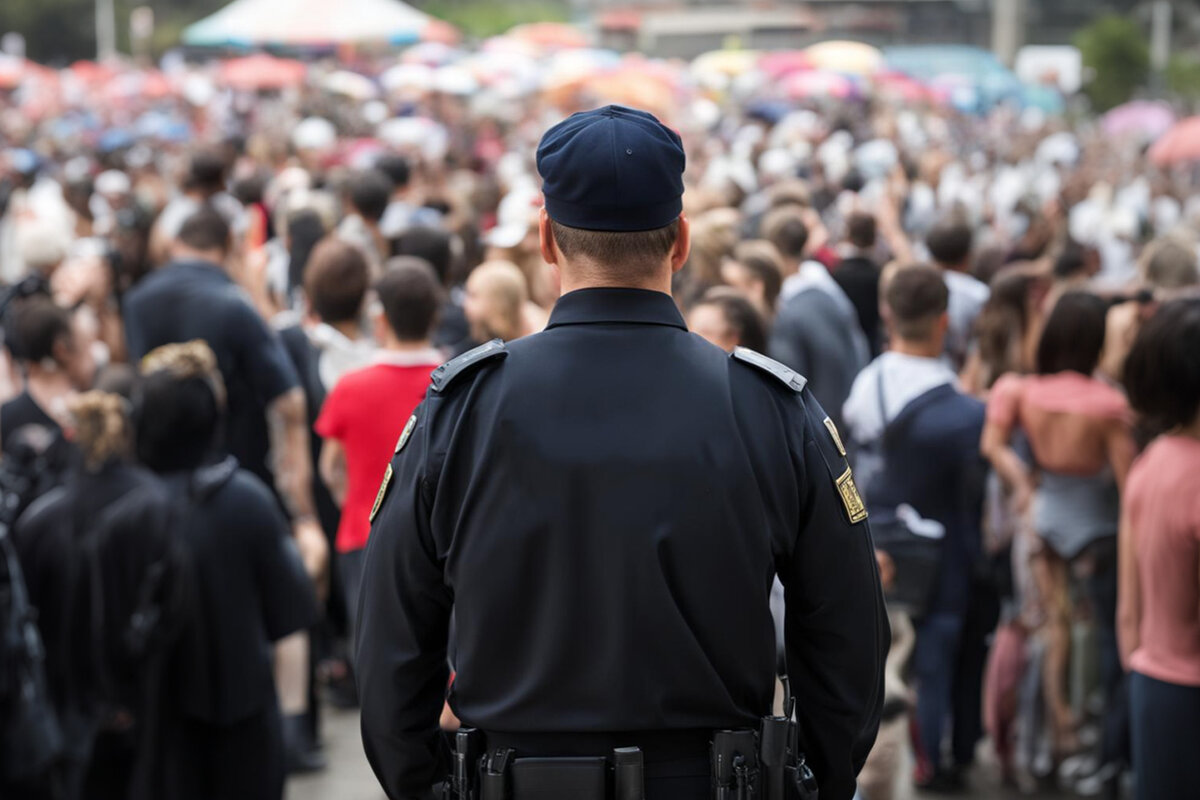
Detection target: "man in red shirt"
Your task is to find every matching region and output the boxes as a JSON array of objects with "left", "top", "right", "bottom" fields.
[{"left": 316, "top": 259, "right": 445, "bottom": 641}]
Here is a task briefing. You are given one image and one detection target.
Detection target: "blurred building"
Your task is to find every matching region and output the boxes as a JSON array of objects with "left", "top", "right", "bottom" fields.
[{"left": 586, "top": 0, "right": 1146, "bottom": 59}]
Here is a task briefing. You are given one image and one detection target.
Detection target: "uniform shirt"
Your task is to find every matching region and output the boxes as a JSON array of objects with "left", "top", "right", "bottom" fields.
[
  {"left": 123, "top": 260, "right": 301, "bottom": 486},
  {"left": 357, "top": 287, "right": 888, "bottom": 800},
  {"left": 314, "top": 352, "right": 441, "bottom": 553}
]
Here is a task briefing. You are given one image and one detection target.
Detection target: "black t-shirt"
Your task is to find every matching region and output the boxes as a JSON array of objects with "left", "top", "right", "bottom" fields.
[
  {"left": 123, "top": 260, "right": 300, "bottom": 487},
  {"left": 833, "top": 256, "right": 883, "bottom": 357},
  {"left": 162, "top": 459, "right": 316, "bottom": 725}
]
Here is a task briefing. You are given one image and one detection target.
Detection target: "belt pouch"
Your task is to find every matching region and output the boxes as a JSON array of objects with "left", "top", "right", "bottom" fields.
[{"left": 510, "top": 756, "right": 608, "bottom": 800}]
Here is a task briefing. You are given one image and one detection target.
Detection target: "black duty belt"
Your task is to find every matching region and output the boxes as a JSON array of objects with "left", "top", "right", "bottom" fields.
[{"left": 443, "top": 722, "right": 818, "bottom": 800}]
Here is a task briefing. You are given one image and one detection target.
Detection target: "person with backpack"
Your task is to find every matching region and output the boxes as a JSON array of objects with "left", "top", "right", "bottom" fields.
[
  {"left": 843, "top": 264, "right": 988, "bottom": 792},
  {"left": 135, "top": 340, "right": 317, "bottom": 800},
  {"left": 12, "top": 391, "right": 188, "bottom": 800}
]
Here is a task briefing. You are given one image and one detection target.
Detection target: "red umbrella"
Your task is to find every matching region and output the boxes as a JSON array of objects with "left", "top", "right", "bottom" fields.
[
  {"left": 1149, "top": 116, "right": 1200, "bottom": 167},
  {"left": 218, "top": 54, "right": 307, "bottom": 91}
]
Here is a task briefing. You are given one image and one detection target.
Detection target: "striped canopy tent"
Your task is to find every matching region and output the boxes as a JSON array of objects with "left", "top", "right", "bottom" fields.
[{"left": 183, "top": 0, "right": 453, "bottom": 47}]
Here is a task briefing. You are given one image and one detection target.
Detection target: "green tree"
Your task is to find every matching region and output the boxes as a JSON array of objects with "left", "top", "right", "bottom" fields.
[
  {"left": 1167, "top": 53, "right": 1200, "bottom": 106},
  {"left": 1074, "top": 14, "right": 1150, "bottom": 112}
]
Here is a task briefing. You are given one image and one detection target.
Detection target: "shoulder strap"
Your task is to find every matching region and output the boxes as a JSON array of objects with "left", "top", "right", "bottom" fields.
[
  {"left": 430, "top": 339, "right": 507, "bottom": 393},
  {"left": 731, "top": 347, "right": 808, "bottom": 393}
]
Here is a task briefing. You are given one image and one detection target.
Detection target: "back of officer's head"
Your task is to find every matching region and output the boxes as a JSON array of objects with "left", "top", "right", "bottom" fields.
[
  {"left": 136, "top": 340, "right": 227, "bottom": 472},
  {"left": 885, "top": 264, "right": 949, "bottom": 345},
  {"left": 377, "top": 258, "right": 444, "bottom": 344},
  {"left": 536, "top": 106, "right": 689, "bottom": 288}
]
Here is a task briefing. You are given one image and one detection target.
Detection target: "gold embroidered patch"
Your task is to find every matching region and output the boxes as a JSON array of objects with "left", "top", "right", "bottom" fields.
[
  {"left": 836, "top": 468, "right": 868, "bottom": 524},
  {"left": 395, "top": 415, "right": 417, "bottom": 455},
  {"left": 823, "top": 416, "right": 847, "bottom": 457},
  {"left": 369, "top": 465, "right": 393, "bottom": 523}
]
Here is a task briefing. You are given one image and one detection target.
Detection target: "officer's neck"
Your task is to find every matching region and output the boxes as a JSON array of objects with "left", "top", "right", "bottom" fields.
[{"left": 558, "top": 263, "right": 674, "bottom": 297}]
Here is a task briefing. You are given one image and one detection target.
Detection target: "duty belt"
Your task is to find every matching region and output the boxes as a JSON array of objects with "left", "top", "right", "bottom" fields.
[{"left": 442, "top": 720, "right": 818, "bottom": 800}]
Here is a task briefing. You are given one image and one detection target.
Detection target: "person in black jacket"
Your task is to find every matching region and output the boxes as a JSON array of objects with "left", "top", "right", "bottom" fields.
[
  {"left": 136, "top": 341, "right": 318, "bottom": 800},
  {"left": 15, "top": 391, "right": 187, "bottom": 800}
]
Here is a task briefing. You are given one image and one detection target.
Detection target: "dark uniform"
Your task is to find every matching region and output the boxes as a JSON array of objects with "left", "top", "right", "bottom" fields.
[{"left": 357, "top": 106, "right": 888, "bottom": 800}]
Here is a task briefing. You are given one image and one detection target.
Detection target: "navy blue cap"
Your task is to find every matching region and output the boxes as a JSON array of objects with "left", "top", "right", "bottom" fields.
[{"left": 536, "top": 105, "right": 685, "bottom": 232}]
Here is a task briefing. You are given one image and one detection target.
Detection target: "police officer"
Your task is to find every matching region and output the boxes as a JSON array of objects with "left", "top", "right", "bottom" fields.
[{"left": 357, "top": 105, "right": 888, "bottom": 800}]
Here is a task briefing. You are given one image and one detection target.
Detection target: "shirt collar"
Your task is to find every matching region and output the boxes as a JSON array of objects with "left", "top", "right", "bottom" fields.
[{"left": 546, "top": 288, "right": 687, "bottom": 331}]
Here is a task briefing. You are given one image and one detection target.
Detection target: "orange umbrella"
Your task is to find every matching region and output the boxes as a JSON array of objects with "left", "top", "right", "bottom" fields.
[
  {"left": 507, "top": 22, "right": 588, "bottom": 50},
  {"left": 1149, "top": 116, "right": 1200, "bottom": 167},
  {"left": 218, "top": 54, "right": 307, "bottom": 91}
]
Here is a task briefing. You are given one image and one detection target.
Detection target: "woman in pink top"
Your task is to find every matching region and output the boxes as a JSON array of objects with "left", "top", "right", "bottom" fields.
[
  {"left": 982, "top": 292, "right": 1137, "bottom": 761},
  {"left": 1120, "top": 299, "right": 1200, "bottom": 800}
]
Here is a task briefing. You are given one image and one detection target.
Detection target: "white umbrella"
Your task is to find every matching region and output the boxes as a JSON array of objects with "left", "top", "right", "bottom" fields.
[
  {"left": 322, "top": 70, "right": 378, "bottom": 100},
  {"left": 381, "top": 62, "right": 434, "bottom": 93}
]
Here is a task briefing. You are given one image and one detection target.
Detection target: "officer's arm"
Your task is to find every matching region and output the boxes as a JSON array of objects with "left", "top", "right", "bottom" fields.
[
  {"left": 779, "top": 391, "right": 889, "bottom": 800},
  {"left": 356, "top": 405, "right": 452, "bottom": 800}
]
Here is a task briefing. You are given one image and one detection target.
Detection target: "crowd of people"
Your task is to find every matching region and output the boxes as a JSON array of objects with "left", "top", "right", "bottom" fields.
[{"left": 0, "top": 38, "right": 1198, "bottom": 800}]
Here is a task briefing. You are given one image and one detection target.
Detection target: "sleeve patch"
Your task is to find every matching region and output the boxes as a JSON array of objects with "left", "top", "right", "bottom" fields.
[{"left": 836, "top": 468, "right": 868, "bottom": 524}]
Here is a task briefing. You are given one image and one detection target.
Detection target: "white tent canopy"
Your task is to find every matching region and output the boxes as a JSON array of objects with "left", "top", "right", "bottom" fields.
[{"left": 183, "top": 0, "right": 437, "bottom": 47}]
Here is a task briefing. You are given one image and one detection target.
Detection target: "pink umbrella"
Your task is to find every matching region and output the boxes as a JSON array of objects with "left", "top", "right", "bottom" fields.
[
  {"left": 783, "top": 70, "right": 856, "bottom": 100},
  {"left": 1103, "top": 100, "right": 1176, "bottom": 141},
  {"left": 1149, "top": 116, "right": 1200, "bottom": 167},
  {"left": 758, "top": 51, "right": 812, "bottom": 80}
]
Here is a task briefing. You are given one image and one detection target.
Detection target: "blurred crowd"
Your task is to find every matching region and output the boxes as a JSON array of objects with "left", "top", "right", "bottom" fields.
[{"left": 1, "top": 38, "right": 1199, "bottom": 800}]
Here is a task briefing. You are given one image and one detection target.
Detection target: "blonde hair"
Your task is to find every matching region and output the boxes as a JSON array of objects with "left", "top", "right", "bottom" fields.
[
  {"left": 468, "top": 261, "right": 528, "bottom": 342},
  {"left": 141, "top": 340, "right": 227, "bottom": 410},
  {"left": 69, "top": 391, "right": 131, "bottom": 471}
]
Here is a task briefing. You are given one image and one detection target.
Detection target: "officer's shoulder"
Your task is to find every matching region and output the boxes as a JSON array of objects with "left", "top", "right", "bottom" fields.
[
  {"left": 430, "top": 339, "right": 508, "bottom": 393},
  {"left": 729, "top": 347, "right": 808, "bottom": 393}
]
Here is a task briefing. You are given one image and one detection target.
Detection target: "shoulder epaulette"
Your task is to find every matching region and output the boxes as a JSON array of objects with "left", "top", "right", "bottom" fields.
[
  {"left": 731, "top": 347, "right": 808, "bottom": 393},
  {"left": 430, "top": 339, "right": 507, "bottom": 393}
]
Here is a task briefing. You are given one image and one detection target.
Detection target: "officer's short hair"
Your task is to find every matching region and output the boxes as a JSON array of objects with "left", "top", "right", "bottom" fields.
[
  {"left": 348, "top": 169, "right": 394, "bottom": 223},
  {"left": 885, "top": 264, "right": 949, "bottom": 341},
  {"left": 176, "top": 207, "right": 231, "bottom": 255},
  {"left": 305, "top": 238, "right": 369, "bottom": 324},
  {"left": 378, "top": 258, "right": 444, "bottom": 342},
  {"left": 549, "top": 218, "right": 681, "bottom": 275},
  {"left": 761, "top": 206, "right": 809, "bottom": 261},
  {"left": 694, "top": 287, "right": 767, "bottom": 353}
]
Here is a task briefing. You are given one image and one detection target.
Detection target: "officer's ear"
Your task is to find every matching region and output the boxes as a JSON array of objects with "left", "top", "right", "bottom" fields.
[
  {"left": 538, "top": 208, "right": 559, "bottom": 267},
  {"left": 669, "top": 214, "right": 691, "bottom": 274}
]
